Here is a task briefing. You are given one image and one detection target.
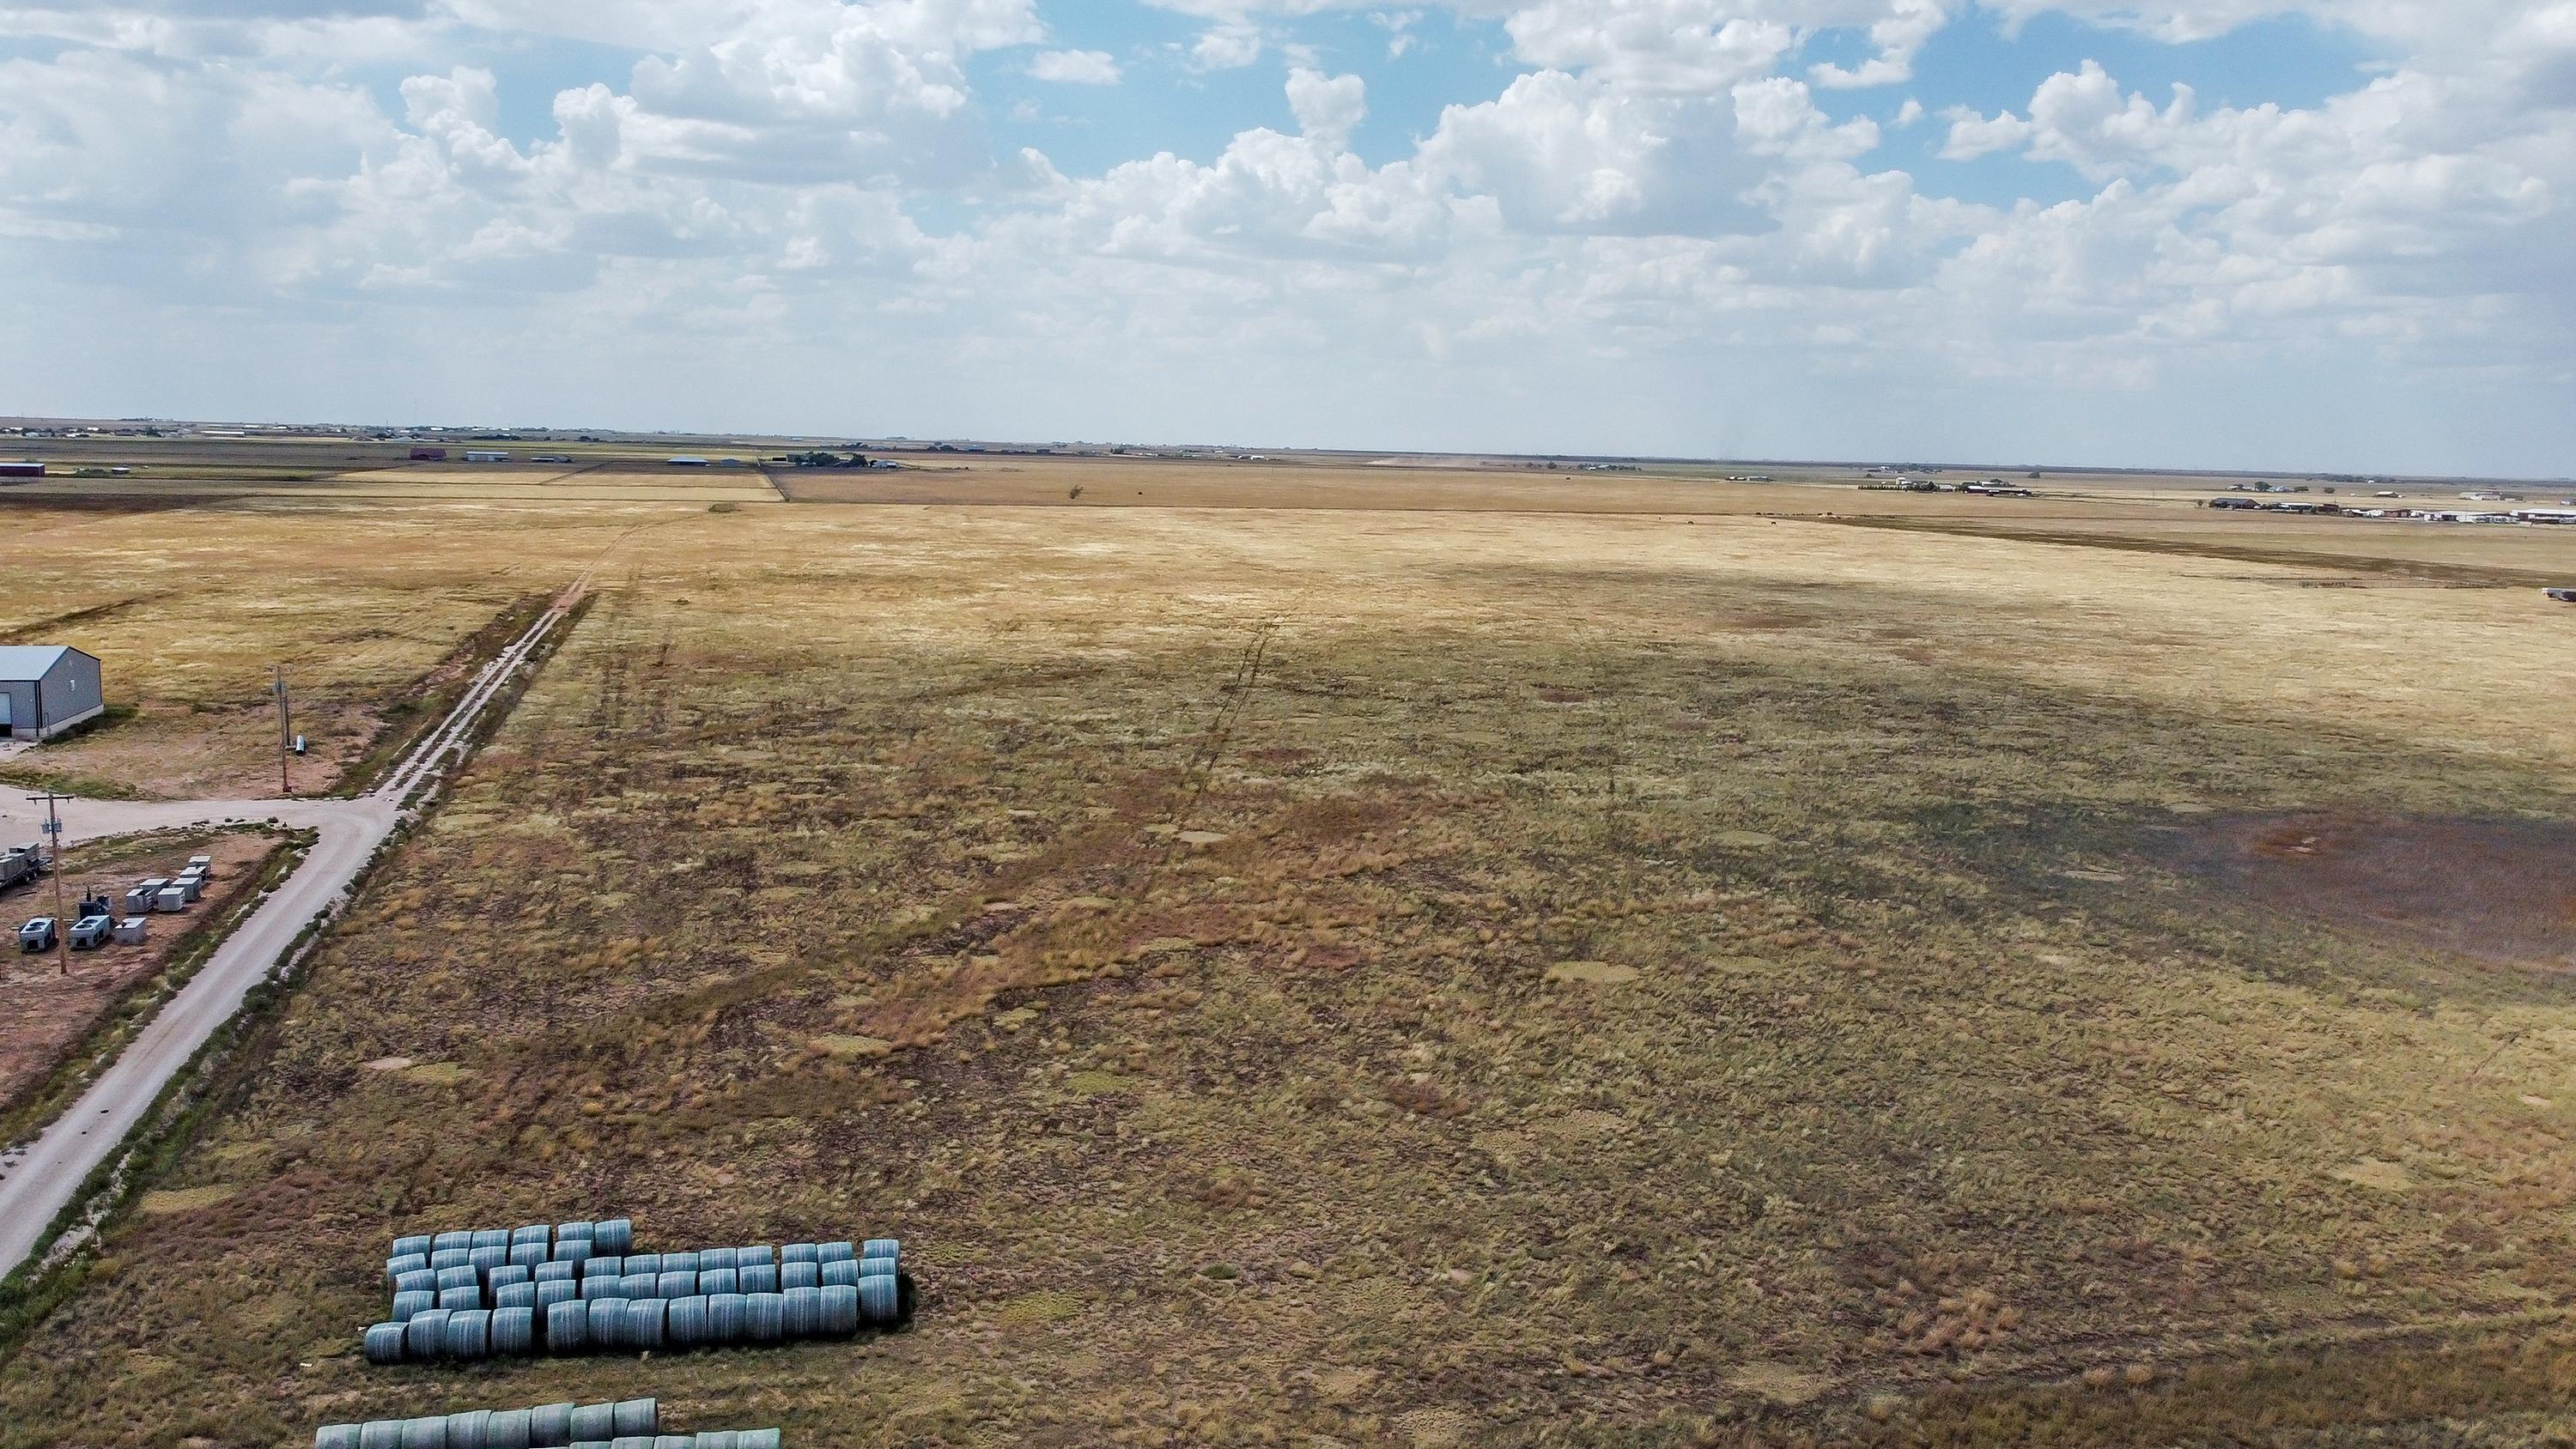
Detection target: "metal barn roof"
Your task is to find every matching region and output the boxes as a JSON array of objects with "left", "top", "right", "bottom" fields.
[{"left": 0, "top": 646, "right": 91, "bottom": 678}]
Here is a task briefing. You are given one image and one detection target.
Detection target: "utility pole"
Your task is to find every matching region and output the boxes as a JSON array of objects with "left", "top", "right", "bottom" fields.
[
  {"left": 35, "top": 791, "right": 71, "bottom": 978},
  {"left": 273, "top": 665, "right": 293, "bottom": 797}
]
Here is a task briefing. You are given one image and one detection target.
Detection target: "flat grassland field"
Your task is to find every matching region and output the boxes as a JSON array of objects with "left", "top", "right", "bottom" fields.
[{"left": 3, "top": 465, "right": 2576, "bottom": 1446}]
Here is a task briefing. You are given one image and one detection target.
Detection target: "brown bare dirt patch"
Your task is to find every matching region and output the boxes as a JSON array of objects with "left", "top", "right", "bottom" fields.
[
  {"left": 2149, "top": 812, "right": 2576, "bottom": 970},
  {"left": 0, "top": 831, "right": 282, "bottom": 1125}
]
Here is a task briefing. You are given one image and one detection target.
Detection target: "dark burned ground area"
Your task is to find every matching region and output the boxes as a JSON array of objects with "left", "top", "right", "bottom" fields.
[{"left": 2145, "top": 815, "right": 2576, "bottom": 974}]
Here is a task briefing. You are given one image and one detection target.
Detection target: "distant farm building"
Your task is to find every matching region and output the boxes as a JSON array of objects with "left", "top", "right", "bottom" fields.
[
  {"left": 463, "top": 450, "right": 511, "bottom": 464},
  {"left": 665, "top": 456, "right": 713, "bottom": 468},
  {"left": 0, "top": 646, "right": 105, "bottom": 742},
  {"left": 409, "top": 447, "right": 449, "bottom": 461},
  {"left": 0, "top": 461, "right": 42, "bottom": 481}
]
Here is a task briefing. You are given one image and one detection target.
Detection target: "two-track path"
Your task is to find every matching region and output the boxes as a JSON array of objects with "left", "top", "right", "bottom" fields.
[{"left": 0, "top": 574, "right": 591, "bottom": 1276}]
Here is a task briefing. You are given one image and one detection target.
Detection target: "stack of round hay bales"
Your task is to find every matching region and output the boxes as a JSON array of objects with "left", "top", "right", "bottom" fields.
[
  {"left": 366, "top": 1223, "right": 906, "bottom": 1362},
  {"left": 312, "top": 1396, "right": 783, "bottom": 1446}
]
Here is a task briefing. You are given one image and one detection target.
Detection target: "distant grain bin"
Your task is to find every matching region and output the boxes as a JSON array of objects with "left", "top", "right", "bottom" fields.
[{"left": 0, "top": 646, "right": 104, "bottom": 741}]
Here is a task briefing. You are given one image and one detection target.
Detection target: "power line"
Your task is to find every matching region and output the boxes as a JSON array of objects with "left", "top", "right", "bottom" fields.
[
  {"left": 33, "top": 791, "right": 72, "bottom": 978},
  {"left": 273, "top": 664, "right": 294, "bottom": 797}
]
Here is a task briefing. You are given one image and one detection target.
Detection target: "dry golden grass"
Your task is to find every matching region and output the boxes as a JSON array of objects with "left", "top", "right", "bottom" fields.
[
  {"left": 3, "top": 479, "right": 2576, "bottom": 1446},
  {"left": 0, "top": 500, "right": 690, "bottom": 795}
]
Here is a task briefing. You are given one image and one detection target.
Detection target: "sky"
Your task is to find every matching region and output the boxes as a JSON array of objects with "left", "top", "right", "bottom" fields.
[{"left": 0, "top": 1, "right": 2571, "bottom": 476}]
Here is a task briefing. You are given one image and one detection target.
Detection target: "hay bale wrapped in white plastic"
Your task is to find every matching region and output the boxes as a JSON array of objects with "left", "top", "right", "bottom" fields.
[
  {"left": 665, "top": 1294, "right": 709, "bottom": 1349},
  {"left": 858, "top": 1274, "right": 900, "bottom": 1326},
  {"left": 528, "top": 1402, "right": 576, "bottom": 1445},
  {"left": 623, "top": 1297, "right": 667, "bottom": 1351},
  {"left": 583, "top": 1296, "right": 626, "bottom": 1349},
  {"left": 704, "top": 1292, "right": 746, "bottom": 1344},
  {"left": 490, "top": 1305, "right": 538, "bottom": 1357},
  {"left": 443, "top": 1308, "right": 491, "bottom": 1363},
  {"left": 544, "top": 1299, "right": 587, "bottom": 1355},
  {"left": 486, "top": 1407, "right": 536, "bottom": 1449},
  {"left": 781, "top": 1286, "right": 823, "bottom": 1340},
  {"left": 744, "top": 1291, "right": 784, "bottom": 1344},
  {"left": 404, "top": 1309, "right": 451, "bottom": 1361},
  {"left": 818, "top": 1284, "right": 859, "bottom": 1338}
]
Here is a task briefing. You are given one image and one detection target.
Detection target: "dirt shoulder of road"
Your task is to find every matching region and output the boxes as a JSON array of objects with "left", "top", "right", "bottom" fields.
[{"left": 0, "top": 830, "right": 289, "bottom": 1142}]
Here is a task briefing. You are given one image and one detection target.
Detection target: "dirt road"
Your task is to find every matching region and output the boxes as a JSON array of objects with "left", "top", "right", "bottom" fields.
[{"left": 0, "top": 584, "right": 584, "bottom": 1276}]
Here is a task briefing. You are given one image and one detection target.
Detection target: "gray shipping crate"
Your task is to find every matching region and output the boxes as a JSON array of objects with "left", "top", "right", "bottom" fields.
[
  {"left": 112, "top": 917, "right": 149, "bottom": 945},
  {"left": 187, "top": 854, "right": 214, "bottom": 875},
  {"left": 155, "top": 888, "right": 187, "bottom": 913},
  {"left": 173, "top": 876, "right": 203, "bottom": 902},
  {"left": 122, "top": 888, "right": 154, "bottom": 915}
]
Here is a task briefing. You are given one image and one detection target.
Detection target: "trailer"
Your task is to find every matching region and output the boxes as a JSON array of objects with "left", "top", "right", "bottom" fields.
[
  {"left": 0, "top": 845, "right": 46, "bottom": 891},
  {"left": 2549, "top": 588, "right": 2576, "bottom": 603}
]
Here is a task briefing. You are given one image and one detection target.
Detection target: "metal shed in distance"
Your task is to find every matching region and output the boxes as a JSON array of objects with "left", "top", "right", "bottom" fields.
[{"left": 0, "top": 646, "right": 104, "bottom": 741}]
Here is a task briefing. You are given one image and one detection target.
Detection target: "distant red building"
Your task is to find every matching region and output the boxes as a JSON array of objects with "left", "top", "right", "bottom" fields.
[{"left": 410, "top": 447, "right": 448, "bottom": 461}]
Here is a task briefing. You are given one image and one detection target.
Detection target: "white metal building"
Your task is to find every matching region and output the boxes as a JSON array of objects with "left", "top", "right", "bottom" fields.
[{"left": 0, "top": 646, "right": 106, "bottom": 741}]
